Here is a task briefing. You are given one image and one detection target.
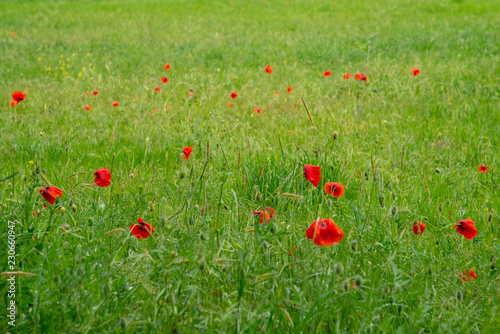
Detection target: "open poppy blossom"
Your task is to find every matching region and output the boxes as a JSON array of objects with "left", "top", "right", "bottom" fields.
[
  {"left": 94, "top": 168, "right": 112, "bottom": 187},
  {"left": 478, "top": 164, "right": 490, "bottom": 173},
  {"left": 84, "top": 104, "right": 92, "bottom": 111},
  {"left": 10, "top": 101, "right": 17, "bottom": 107},
  {"left": 12, "top": 91, "right": 26, "bottom": 103},
  {"left": 39, "top": 186, "right": 63, "bottom": 205},
  {"left": 252, "top": 207, "right": 276, "bottom": 224},
  {"left": 112, "top": 101, "right": 119, "bottom": 107},
  {"left": 324, "top": 70, "right": 332, "bottom": 77},
  {"left": 253, "top": 107, "right": 261, "bottom": 114},
  {"left": 92, "top": 90, "right": 99, "bottom": 96},
  {"left": 164, "top": 63, "right": 171, "bottom": 71},
  {"left": 161, "top": 77, "right": 168, "bottom": 83},
  {"left": 130, "top": 218, "right": 155, "bottom": 239},
  {"left": 231, "top": 92, "right": 238, "bottom": 99},
  {"left": 304, "top": 164, "right": 321, "bottom": 187},
  {"left": 265, "top": 64, "right": 273, "bottom": 74},
  {"left": 324, "top": 182, "right": 345, "bottom": 198},
  {"left": 343, "top": 73, "right": 351, "bottom": 79},
  {"left": 227, "top": 102, "right": 234, "bottom": 108},
  {"left": 306, "top": 218, "right": 344, "bottom": 246},
  {"left": 188, "top": 91, "right": 194, "bottom": 97},
  {"left": 155, "top": 87, "right": 161, "bottom": 93},
  {"left": 355, "top": 73, "right": 367, "bottom": 81},
  {"left": 274, "top": 91, "right": 279, "bottom": 95},
  {"left": 412, "top": 68, "right": 420, "bottom": 76},
  {"left": 183, "top": 146, "right": 193, "bottom": 160},
  {"left": 287, "top": 86, "right": 293, "bottom": 93},
  {"left": 413, "top": 221, "right": 425, "bottom": 235},
  {"left": 460, "top": 269, "right": 477, "bottom": 282},
  {"left": 454, "top": 219, "right": 478, "bottom": 240}
]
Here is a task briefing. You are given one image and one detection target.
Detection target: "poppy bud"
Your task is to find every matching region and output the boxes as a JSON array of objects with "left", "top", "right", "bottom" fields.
[
  {"left": 342, "top": 282, "right": 350, "bottom": 292},
  {"left": 65, "top": 146, "right": 69, "bottom": 152},
  {"left": 224, "top": 205, "right": 229, "bottom": 211},
  {"left": 200, "top": 232, "right": 207, "bottom": 241},
  {"left": 255, "top": 192, "right": 263, "bottom": 201},
  {"left": 178, "top": 170, "right": 187, "bottom": 179},
  {"left": 119, "top": 317, "right": 128, "bottom": 329},
  {"left": 456, "top": 290, "right": 463, "bottom": 303},
  {"left": 391, "top": 206, "right": 398, "bottom": 216},
  {"left": 199, "top": 259, "right": 207, "bottom": 271},
  {"left": 351, "top": 240, "right": 358, "bottom": 251},
  {"left": 435, "top": 168, "right": 441, "bottom": 174},
  {"left": 160, "top": 216, "right": 166, "bottom": 224},
  {"left": 490, "top": 262, "right": 496, "bottom": 270},
  {"left": 69, "top": 199, "right": 73, "bottom": 207},
  {"left": 353, "top": 275, "right": 363, "bottom": 287},
  {"left": 378, "top": 193, "right": 385, "bottom": 208},
  {"left": 333, "top": 131, "right": 338, "bottom": 140},
  {"left": 22, "top": 174, "right": 27, "bottom": 181},
  {"left": 325, "top": 199, "right": 333, "bottom": 207},
  {"left": 488, "top": 212, "right": 493, "bottom": 222},
  {"left": 364, "top": 170, "right": 369, "bottom": 180},
  {"left": 71, "top": 204, "right": 77, "bottom": 211},
  {"left": 383, "top": 286, "right": 390, "bottom": 294},
  {"left": 439, "top": 203, "right": 443, "bottom": 212},
  {"left": 334, "top": 263, "right": 344, "bottom": 275},
  {"left": 399, "top": 209, "right": 410, "bottom": 215},
  {"left": 261, "top": 241, "right": 269, "bottom": 250},
  {"left": 60, "top": 207, "right": 66, "bottom": 213}
]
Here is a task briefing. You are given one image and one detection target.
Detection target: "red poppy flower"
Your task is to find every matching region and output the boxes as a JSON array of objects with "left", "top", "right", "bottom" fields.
[
  {"left": 324, "top": 70, "right": 332, "bottom": 77},
  {"left": 112, "top": 101, "right": 119, "bottom": 107},
  {"left": 343, "top": 73, "right": 351, "bottom": 79},
  {"left": 274, "top": 91, "right": 279, "bottom": 95},
  {"left": 266, "top": 206, "right": 276, "bottom": 219},
  {"left": 227, "top": 102, "right": 234, "bottom": 108},
  {"left": 94, "top": 168, "right": 111, "bottom": 187},
  {"left": 13, "top": 32, "right": 17, "bottom": 36},
  {"left": 39, "top": 186, "right": 63, "bottom": 205},
  {"left": 355, "top": 73, "right": 367, "bottom": 81},
  {"left": 231, "top": 92, "right": 238, "bottom": 99},
  {"left": 265, "top": 64, "right": 273, "bottom": 74},
  {"left": 304, "top": 164, "right": 321, "bottom": 188},
  {"left": 161, "top": 77, "right": 168, "bottom": 83},
  {"left": 12, "top": 91, "right": 26, "bottom": 103},
  {"left": 86, "top": 92, "right": 90, "bottom": 96},
  {"left": 188, "top": 91, "right": 194, "bottom": 96},
  {"left": 84, "top": 104, "right": 92, "bottom": 111},
  {"left": 478, "top": 164, "right": 490, "bottom": 173},
  {"left": 324, "top": 182, "right": 345, "bottom": 198},
  {"left": 253, "top": 107, "right": 261, "bottom": 114},
  {"left": 412, "top": 68, "right": 420, "bottom": 76},
  {"left": 164, "top": 63, "right": 171, "bottom": 71},
  {"left": 130, "top": 218, "right": 155, "bottom": 239},
  {"left": 93, "top": 90, "right": 99, "bottom": 96},
  {"left": 412, "top": 221, "right": 425, "bottom": 235},
  {"left": 183, "top": 146, "right": 193, "bottom": 160},
  {"left": 155, "top": 87, "right": 161, "bottom": 93},
  {"left": 287, "top": 86, "right": 293, "bottom": 93},
  {"left": 454, "top": 219, "right": 478, "bottom": 240},
  {"left": 306, "top": 218, "right": 344, "bottom": 246},
  {"left": 252, "top": 207, "right": 275, "bottom": 224},
  {"left": 10, "top": 101, "right": 17, "bottom": 107},
  {"left": 460, "top": 269, "right": 477, "bottom": 282}
]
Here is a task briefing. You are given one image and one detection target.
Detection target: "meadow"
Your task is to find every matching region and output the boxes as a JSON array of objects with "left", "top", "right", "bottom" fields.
[{"left": 1, "top": 0, "right": 499, "bottom": 332}]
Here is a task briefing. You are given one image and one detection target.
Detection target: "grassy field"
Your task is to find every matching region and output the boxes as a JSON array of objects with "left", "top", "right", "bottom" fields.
[{"left": 1, "top": 0, "right": 499, "bottom": 332}]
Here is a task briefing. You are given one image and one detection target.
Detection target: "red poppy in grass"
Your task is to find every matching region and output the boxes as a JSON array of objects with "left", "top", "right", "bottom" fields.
[
  {"left": 93, "top": 90, "right": 99, "bottom": 96},
  {"left": 12, "top": 91, "right": 26, "bottom": 103},
  {"left": 32, "top": 208, "right": 42, "bottom": 217},
  {"left": 454, "top": 219, "right": 478, "bottom": 240},
  {"left": 412, "top": 221, "right": 425, "bottom": 235},
  {"left": 94, "top": 168, "right": 111, "bottom": 187},
  {"left": 155, "top": 87, "right": 161, "bottom": 93},
  {"left": 343, "top": 73, "right": 351, "bottom": 79},
  {"left": 304, "top": 164, "right": 321, "bottom": 188},
  {"left": 460, "top": 269, "right": 477, "bottom": 282},
  {"left": 84, "top": 104, "right": 92, "bottom": 111},
  {"left": 412, "top": 68, "right": 420, "bottom": 76},
  {"left": 164, "top": 63, "right": 171, "bottom": 71},
  {"left": 231, "top": 92, "right": 238, "bottom": 99},
  {"left": 13, "top": 32, "right": 17, "bottom": 36},
  {"left": 306, "top": 218, "right": 344, "bottom": 246},
  {"left": 10, "top": 101, "right": 17, "bottom": 107},
  {"left": 227, "top": 102, "right": 234, "bottom": 108},
  {"left": 287, "top": 86, "right": 293, "bottom": 93},
  {"left": 112, "top": 101, "right": 119, "bottom": 107},
  {"left": 324, "top": 70, "right": 332, "bottom": 77},
  {"left": 161, "top": 77, "right": 168, "bottom": 83},
  {"left": 274, "top": 91, "right": 279, "bottom": 95},
  {"left": 130, "top": 218, "right": 155, "bottom": 239},
  {"left": 266, "top": 206, "right": 276, "bottom": 219},
  {"left": 324, "top": 182, "right": 345, "bottom": 198},
  {"left": 183, "top": 146, "right": 193, "bottom": 160},
  {"left": 478, "top": 164, "right": 490, "bottom": 173},
  {"left": 252, "top": 207, "right": 275, "bottom": 224},
  {"left": 355, "top": 73, "right": 367, "bottom": 81},
  {"left": 265, "top": 64, "right": 273, "bottom": 74},
  {"left": 39, "top": 186, "right": 63, "bottom": 205},
  {"left": 188, "top": 91, "right": 194, "bottom": 97},
  {"left": 253, "top": 107, "right": 261, "bottom": 114}
]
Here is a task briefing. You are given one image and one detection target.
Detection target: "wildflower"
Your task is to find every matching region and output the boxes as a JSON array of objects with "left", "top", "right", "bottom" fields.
[
  {"left": 12, "top": 91, "right": 26, "bottom": 103},
  {"left": 39, "top": 186, "right": 63, "bottom": 205},
  {"left": 355, "top": 73, "right": 367, "bottom": 81},
  {"left": 112, "top": 101, "right": 119, "bottom": 107},
  {"left": 155, "top": 87, "right": 161, "bottom": 93},
  {"left": 412, "top": 221, "right": 425, "bottom": 235},
  {"left": 304, "top": 164, "right": 321, "bottom": 188},
  {"left": 343, "top": 73, "right": 351, "bottom": 79},
  {"left": 459, "top": 269, "right": 477, "bottom": 282},
  {"left": 130, "top": 218, "right": 155, "bottom": 239},
  {"left": 10, "top": 101, "right": 17, "bottom": 107},
  {"left": 231, "top": 92, "right": 238, "bottom": 99},
  {"left": 161, "top": 77, "right": 168, "bottom": 83},
  {"left": 306, "top": 218, "right": 344, "bottom": 246},
  {"left": 287, "top": 86, "right": 293, "bottom": 93},
  {"left": 252, "top": 207, "right": 275, "bottom": 224},
  {"left": 478, "top": 164, "right": 490, "bottom": 173},
  {"left": 84, "top": 104, "right": 92, "bottom": 111},
  {"left": 412, "top": 68, "right": 420, "bottom": 76},
  {"left": 164, "top": 63, "right": 171, "bottom": 70},
  {"left": 454, "top": 219, "right": 478, "bottom": 240},
  {"left": 92, "top": 90, "right": 99, "bottom": 95},
  {"left": 324, "top": 182, "right": 345, "bottom": 198},
  {"left": 324, "top": 70, "right": 332, "bottom": 77},
  {"left": 183, "top": 146, "right": 193, "bottom": 160},
  {"left": 253, "top": 107, "right": 261, "bottom": 114},
  {"left": 274, "top": 91, "right": 279, "bottom": 95},
  {"left": 227, "top": 102, "right": 234, "bottom": 108},
  {"left": 265, "top": 64, "right": 273, "bottom": 74},
  {"left": 188, "top": 91, "right": 194, "bottom": 96},
  {"left": 94, "top": 168, "right": 111, "bottom": 187}
]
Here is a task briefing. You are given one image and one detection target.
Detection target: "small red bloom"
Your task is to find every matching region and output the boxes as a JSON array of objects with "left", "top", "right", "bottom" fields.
[
  {"left": 274, "top": 91, "right": 279, "bottom": 95},
  {"left": 39, "top": 186, "right": 63, "bottom": 205},
  {"left": 188, "top": 91, "right": 194, "bottom": 97},
  {"left": 231, "top": 92, "right": 238, "bottom": 99},
  {"left": 13, "top": 32, "right": 17, "bottom": 36},
  {"left": 164, "top": 63, "right": 171, "bottom": 71},
  {"left": 287, "top": 86, "right": 293, "bottom": 93},
  {"left": 460, "top": 269, "right": 477, "bottom": 282},
  {"left": 93, "top": 90, "right": 99, "bottom": 96},
  {"left": 12, "top": 91, "right": 26, "bottom": 103},
  {"left": 227, "top": 102, "right": 234, "bottom": 108},
  {"left": 454, "top": 219, "right": 478, "bottom": 240},
  {"left": 343, "top": 73, "right": 351, "bottom": 79},
  {"left": 112, "top": 101, "right": 119, "bottom": 107},
  {"left": 306, "top": 218, "right": 344, "bottom": 246},
  {"left": 10, "top": 101, "right": 17, "bottom": 107},
  {"left": 253, "top": 107, "right": 261, "bottom": 114},
  {"left": 94, "top": 168, "right": 111, "bottom": 187},
  {"left": 183, "top": 146, "right": 193, "bottom": 160},
  {"left": 355, "top": 73, "right": 367, "bottom": 81},
  {"left": 86, "top": 92, "right": 90, "bottom": 96},
  {"left": 324, "top": 70, "right": 332, "bottom": 77},
  {"left": 252, "top": 207, "right": 275, "bottom": 225},
  {"left": 265, "top": 64, "right": 273, "bottom": 74},
  {"left": 304, "top": 164, "right": 321, "bottom": 188},
  {"left": 161, "top": 77, "right": 168, "bottom": 83},
  {"left": 84, "top": 104, "right": 92, "bottom": 111},
  {"left": 412, "top": 68, "right": 420, "bottom": 76},
  {"left": 130, "top": 217, "right": 155, "bottom": 239},
  {"left": 412, "top": 221, "right": 425, "bottom": 235},
  {"left": 478, "top": 164, "right": 490, "bottom": 173},
  {"left": 155, "top": 87, "right": 161, "bottom": 93},
  {"left": 324, "top": 182, "right": 345, "bottom": 198}
]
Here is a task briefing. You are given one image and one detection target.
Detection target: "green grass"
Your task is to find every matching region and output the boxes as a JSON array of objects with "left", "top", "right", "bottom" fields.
[{"left": 1, "top": 0, "right": 499, "bottom": 332}]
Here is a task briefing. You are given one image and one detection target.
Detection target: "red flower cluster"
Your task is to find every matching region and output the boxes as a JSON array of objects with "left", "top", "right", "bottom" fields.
[
  {"left": 10, "top": 91, "right": 26, "bottom": 107},
  {"left": 460, "top": 269, "right": 477, "bottom": 282}
]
